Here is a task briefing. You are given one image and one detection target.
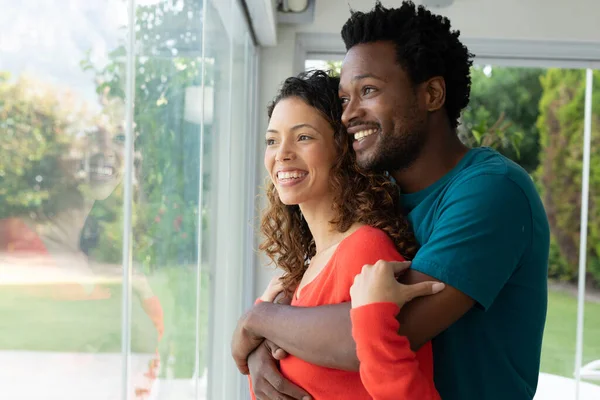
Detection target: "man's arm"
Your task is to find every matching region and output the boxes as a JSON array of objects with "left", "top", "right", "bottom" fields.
[
  {"left": 233, "top": 268, "right": 474, "bottom": 372},
  {"left": 396, "top": 269, "right": 474, "bottom": 350}
]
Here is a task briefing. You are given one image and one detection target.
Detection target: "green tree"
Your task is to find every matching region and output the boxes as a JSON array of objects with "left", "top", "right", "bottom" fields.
[
  {"left": 0, "top": 73, "right": 94, "bottom": 218},
  {"left": 83, "top": 1, "right": 207, "bottom": 270},
  {"left": 460, "top": 66, "right": 545, "bottom": 172},
  {"left": 536, "top": 69, "right": 600, "bottom": 285}
]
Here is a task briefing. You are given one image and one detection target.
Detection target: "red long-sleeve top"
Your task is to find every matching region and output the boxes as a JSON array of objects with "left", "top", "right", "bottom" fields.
[{"left": 249, "top": 225, "right": 440, "bottom": 400}]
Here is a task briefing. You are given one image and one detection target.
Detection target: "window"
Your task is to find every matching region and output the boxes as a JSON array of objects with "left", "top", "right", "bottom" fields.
[{"left": 0, "top": 0, "right": 257, "bottom": 399}]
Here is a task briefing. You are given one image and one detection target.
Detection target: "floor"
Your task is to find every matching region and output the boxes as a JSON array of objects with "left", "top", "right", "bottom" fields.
[{"left": 0, "top": 351, "right": 206, "bottom": 400}]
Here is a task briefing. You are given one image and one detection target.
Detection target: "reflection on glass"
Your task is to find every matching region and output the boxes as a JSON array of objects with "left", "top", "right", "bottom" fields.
[
  {"left": 3, "top": 0, "right": 254, "bottom": 398},
  {"left": 0, "top": 1, "right": 130, "bottom": 399}
]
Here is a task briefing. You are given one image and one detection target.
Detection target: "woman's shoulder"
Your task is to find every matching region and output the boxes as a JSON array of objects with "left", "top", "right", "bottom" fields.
[
  {"left": 343, "top": 225, "right": 394, "bottom": 244},
  {"left": 336, "top": 225, "right": 401, "bottom": 260}
]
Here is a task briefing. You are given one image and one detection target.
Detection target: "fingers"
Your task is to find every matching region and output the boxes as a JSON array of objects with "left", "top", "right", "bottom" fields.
[
  {"left": 253, "top": 360, "right": 311, "bottom": 400},
  {"left": 264, "top": 339, "right": 289, "bottom": 360},
  {"left": 235, "top": 359, "right": 250, "bottom": 375},
  {"left": 261, "top": 369, "right": 312, "bottom": 400},
  {"left": 386, "top": 260, "right": 412, "bottom": 275},
  {"left": 359, "top": 260, "right": 411, "bottom": 275},
  {"left": 403, "top": 281, "right": 446, "bottom": 302},
  {"left": 273, "top": 348, "right": 288, "bottom": 360}
]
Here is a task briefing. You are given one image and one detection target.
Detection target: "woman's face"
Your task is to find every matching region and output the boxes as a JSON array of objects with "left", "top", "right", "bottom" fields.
[
  {"left": 264, "top": 97, "right": 338, "bottom": 206},
  {"left": 78, "top": 127, "right": 125, "bottom": 201}
]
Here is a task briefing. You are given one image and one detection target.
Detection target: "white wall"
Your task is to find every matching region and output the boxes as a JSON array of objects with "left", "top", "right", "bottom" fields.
[
  {"left": 252, "top": 27, "right": 298, "bottom": 297},
  {"left": 306, "top": 0, "right": 600, "bottom": 42}
]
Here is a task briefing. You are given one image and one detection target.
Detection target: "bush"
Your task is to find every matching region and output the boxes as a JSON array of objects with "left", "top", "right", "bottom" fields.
[{"left": 536, "top": 69, "right": 600, "bottom": 286}]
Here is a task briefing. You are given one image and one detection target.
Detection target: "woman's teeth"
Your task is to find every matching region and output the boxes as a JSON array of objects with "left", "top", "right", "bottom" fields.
[{"left": 277, "top": 171, "right": 307, "bottom": 180}]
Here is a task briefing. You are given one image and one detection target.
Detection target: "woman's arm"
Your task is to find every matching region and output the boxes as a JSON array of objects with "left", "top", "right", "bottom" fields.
[
  {"left": 349, "top": 260, "right": 443, "bottom": 400},
  {"left": 351, "top": 303, "right": 440, "bottom": 400}
]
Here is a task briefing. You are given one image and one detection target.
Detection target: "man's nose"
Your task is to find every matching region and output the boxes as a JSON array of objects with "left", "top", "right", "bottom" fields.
[{"left": 341, "top": 98, "right": 364, "bottom": 128}]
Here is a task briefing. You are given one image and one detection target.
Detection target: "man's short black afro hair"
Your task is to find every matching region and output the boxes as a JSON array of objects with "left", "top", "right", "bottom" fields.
[{"left": 341, "top": 1, "right": 473, "bottom": 129}]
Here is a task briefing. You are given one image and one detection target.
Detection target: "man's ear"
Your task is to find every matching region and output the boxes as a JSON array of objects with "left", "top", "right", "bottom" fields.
[{"left": 424, "top": 76, "right": 446, "bottom": 112}]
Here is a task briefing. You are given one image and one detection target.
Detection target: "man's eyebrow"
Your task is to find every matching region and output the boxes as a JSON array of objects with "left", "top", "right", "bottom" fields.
[
  {"left": 339, "top": 73, "right": 386, "bottom": 91},
  {"left": 351, "top": 73, "right": 386, "bottom": 82}
]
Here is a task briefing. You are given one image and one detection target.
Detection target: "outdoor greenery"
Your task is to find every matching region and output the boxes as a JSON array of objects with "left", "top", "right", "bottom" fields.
[{"left": 541, "top": 289, "right": 600, "bottom": 380}]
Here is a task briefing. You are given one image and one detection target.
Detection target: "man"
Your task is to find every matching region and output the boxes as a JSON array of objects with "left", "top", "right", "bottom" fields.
[{"left": 232, "top": 2, "right": 550, "bottom": 399}]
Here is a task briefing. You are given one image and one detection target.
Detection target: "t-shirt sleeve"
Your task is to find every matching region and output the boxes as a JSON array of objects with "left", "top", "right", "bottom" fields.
[
  {"left": 410, "top": 174, "right": 533, "bottom": 310},
  {"left": 351, "top": 302, "right": 440, "bottom": 400},
  {"left": 334, "top": 227, "right": 406, "bottom": 297}
]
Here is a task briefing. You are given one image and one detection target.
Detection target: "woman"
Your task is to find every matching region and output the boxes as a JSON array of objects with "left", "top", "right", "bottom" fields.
[{"left": 251, "top": 70, "right": 442, "bottom": 399}]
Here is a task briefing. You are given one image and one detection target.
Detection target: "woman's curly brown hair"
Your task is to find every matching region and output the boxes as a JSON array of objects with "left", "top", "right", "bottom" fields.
[{"left": 260, "top": 70, "right": 418, "bottom": 293}]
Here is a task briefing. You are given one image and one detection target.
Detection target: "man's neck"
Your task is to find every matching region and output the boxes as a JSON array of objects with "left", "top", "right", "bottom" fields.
[{"left": 392, "top": 132, "right": 469, "bottom": 194}]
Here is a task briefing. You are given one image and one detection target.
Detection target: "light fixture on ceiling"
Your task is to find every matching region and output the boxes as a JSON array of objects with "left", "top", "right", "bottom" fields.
[{"left": 278, "top": 0, "right": 309, "bottom": 13}]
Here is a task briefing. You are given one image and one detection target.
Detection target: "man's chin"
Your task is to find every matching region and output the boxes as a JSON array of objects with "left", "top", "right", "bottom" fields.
[{"left": 356, "top": 150, "right": 386, "bottom": 173}]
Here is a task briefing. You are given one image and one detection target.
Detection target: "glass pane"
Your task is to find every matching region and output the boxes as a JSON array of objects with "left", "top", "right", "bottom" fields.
[
  {"left": 305, "top": 59, "right": 341, "bottom": 75},
  {"left": 0, "top": 0, "right": 128, "bottom": 398},
  {"left": 463, "top": 65, "right": 600, "bottom": 396},
  {"left": 122, "top": 0, "right": 206, "bottom": 398},
  {"left": 202, "top": 0, "right": 232, "bottom": 397},
  {"left": 581, "top": 69, "right": 600, "bottom": 389}
]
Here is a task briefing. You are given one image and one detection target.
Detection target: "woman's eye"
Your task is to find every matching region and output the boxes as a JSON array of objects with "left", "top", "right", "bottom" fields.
[
  {"left": 298, "top": 135, "right": 311, "bottom": 141},
  {"left": 265, "top": 138, "right": 275, "bottom": 145}
]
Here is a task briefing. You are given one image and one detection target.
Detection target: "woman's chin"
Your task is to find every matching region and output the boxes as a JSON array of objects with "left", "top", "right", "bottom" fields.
[{"left": 278, "top": 194, "right": 302, "bottom": 206}]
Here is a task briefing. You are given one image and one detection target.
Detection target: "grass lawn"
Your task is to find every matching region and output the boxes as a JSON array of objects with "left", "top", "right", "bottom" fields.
[
  {"left": 0, "top": 266, "right": 208, "bottom": 378},
  {"left": 541, "top": 288, "right": 600, "bottom": 385},
  {"left": 2, "top": 271, "right": 598, "bottom": 383}
]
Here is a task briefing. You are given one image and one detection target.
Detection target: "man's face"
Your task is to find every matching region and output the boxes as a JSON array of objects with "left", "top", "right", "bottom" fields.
[{"left": 339, "top": 41, "right": 428, "bottom": 172}]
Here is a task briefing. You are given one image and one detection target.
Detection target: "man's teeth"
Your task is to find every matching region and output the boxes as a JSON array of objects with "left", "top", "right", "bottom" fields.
[
  {"left": 277, "top": 171, "right": 307, "bottom": 180},
  {"left": 354, "top": 129, "right": 377, "bottom": 141}
]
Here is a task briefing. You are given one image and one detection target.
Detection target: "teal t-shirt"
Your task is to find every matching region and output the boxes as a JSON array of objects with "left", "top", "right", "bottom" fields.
[{"left": 404, "top": 147, "right": 549, "bottom": 400}]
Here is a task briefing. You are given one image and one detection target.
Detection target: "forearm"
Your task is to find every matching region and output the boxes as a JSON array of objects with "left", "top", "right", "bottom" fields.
[
  {"left": 397, "top": 269, "right": 475, "bottom": 350},
  {"left": 247, "top": 301, "right": 359, "bottom": 371},
  {"left": 352, "top": 303, "right": 440, "bottom": 400}
]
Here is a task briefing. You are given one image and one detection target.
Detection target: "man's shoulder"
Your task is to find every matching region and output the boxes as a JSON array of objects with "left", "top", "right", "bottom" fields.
[{"left": 449, "top": 148, "right": 539, "bottom": 201}]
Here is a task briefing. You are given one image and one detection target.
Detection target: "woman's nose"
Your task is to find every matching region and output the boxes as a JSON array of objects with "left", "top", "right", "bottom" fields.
[{"left": 275, "top": 142, "right": 295, "bottom": 162}]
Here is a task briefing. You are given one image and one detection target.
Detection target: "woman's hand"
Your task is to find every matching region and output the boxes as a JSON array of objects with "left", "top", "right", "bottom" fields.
[
  {"left": 350, "top": 260, "right": 445, "bottom": 309},
  {"left": 260, "top": 275, "right": 285, "bottom": 302}
]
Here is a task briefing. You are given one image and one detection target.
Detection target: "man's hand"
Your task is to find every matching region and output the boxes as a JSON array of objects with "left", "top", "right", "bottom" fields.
[
  {"left": 231, "top": 309, "right": 265, "bottom": 375},
  {"left": 249, "top": 341, "right": 312, "bottom": 400},
  {"left": 350, "top": 260, "right": 445, "bottom": 309}
]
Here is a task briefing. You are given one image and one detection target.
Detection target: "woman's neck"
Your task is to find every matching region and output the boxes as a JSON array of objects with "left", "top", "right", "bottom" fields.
[
  {"left": 299, "top": 196, "right": 343, "bottom": 253},
  {"left": 26, "top": 193, "right": 94, "bottom": 254}
]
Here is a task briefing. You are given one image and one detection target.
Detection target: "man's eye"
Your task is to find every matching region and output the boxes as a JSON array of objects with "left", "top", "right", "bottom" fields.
[{"left": 362, "top": 87, "right": 376, "bottom": 95}]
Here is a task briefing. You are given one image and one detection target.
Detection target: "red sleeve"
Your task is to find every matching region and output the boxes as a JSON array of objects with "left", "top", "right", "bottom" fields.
[{"left": 351, "top": 302, "right": 440, "bottom": 400}]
